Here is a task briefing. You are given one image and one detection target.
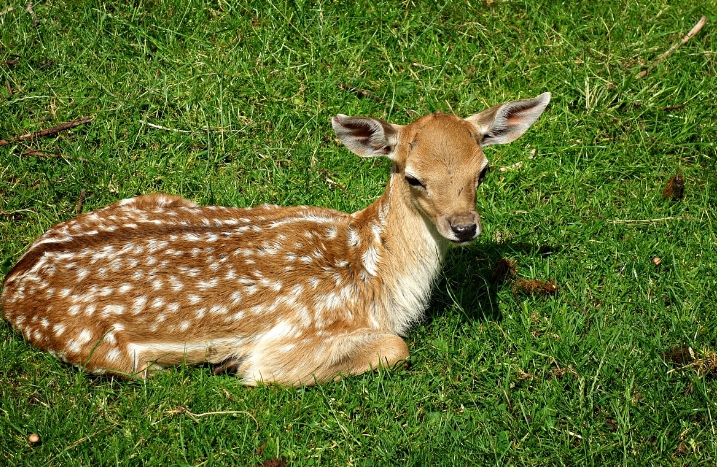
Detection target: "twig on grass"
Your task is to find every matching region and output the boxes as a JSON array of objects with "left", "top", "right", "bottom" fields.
[
  {"left": 0, "top": 209, "right": 37, "bottom": 216},
  {"left": 0, "top": 116, "right": 94, "bottom": 147},
  {"left": 607, "top": 216, "right": 682, "bottom": 224},
  {"left": 338, "top": 83, "right": 384, "bottom": 104},
  {"left": 19, "top": 149, "right": 89, "bottom": 163},
  {"left": 659, "top": 104, "right": 685, "bottom": 111},
  {"left": 0, "top": 6, "right": 14, "bottom": 16},
  {"left": 139, "top": 119, "right": 192, "bottom": 133},
  {"left": 75, "top": 189, "right": 86, "bottom": 214},
  {"left": 637, "top": 16, "right": 707, "bottom": 79},
  {"left": 57, "top": 423, "right": 119, "bottom": 456},
  {"left": 24, "top": 2, "right": 39, "bottom": 27},
  {"left": 337, "top": 83, "right": 419, "bottom": 118},
  {"left": 166, "top": 406, "right": 259, "bottom": 428},
  {"left": 324, "top": 176, "right": 346, "bottom": 191}
]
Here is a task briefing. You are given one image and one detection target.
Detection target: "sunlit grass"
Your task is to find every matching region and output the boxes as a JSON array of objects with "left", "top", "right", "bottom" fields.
[{"left": 1, "top": 1, "right": 715, "bottom": 465}]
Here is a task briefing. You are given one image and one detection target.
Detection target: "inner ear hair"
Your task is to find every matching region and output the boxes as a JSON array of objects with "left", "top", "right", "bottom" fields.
[
  {"left": 332, "top": 115, "right": 400, "bottom": 158},
  {"left": 466, "top": 92, "right": 551, "bottom": 147}
]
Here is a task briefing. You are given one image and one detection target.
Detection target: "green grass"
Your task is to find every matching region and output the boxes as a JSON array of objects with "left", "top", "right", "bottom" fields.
[{"left": 1, "top": 0, "right": 716, "bottom": 465}]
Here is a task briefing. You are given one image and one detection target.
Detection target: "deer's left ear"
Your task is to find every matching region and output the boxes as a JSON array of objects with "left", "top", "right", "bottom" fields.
[
  {"left": 466, "top": 92, "right": 551, "bottom": 147},
  {"left": 332, "top": 115, "right": 402, "bottom": 159}
]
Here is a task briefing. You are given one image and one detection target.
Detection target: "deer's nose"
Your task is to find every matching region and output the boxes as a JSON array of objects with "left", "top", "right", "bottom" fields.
[{"left": 451, "top": 223, "right": 477, "bottom": 242}]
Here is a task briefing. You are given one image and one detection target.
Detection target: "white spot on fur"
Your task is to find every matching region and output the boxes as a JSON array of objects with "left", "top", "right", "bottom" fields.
[
  {"left": 106, "top": 348, "right": 122, "bottom": 363},
  {"left": 209, "top": 304, "right": 228, "bottom": 315},
  {"left": 259, "top": 279, "right": 282, "bottom": 292},
  {"left": 361, "top": 245, "right": 380, "bottom": 276},
  {"left": 103, "top": 331, "right": 117, "bottom": 346},
  {"left": 371, "top": 222, "right": 383, "bottom": 242},
  {"left": 198, "top": 278, "right": 218, "bottom": 290},
  {"left": 348, "top": 228, "right": 360, "bottom": 247},
  {"left": 76, "top": 268, "right": 90, "bottom": 281},
  {"left": 132, "top": 296, "right": 148, "bottom": 314},
  {"left": 147, "top": 239, "right": 169, "bottom": 252},
  {"left": 168, "top": 276, "right": 184, "bottom": 292},
  {"left": 102, "top": 304, "right": 125, "bottom": 316},
  {"left": 188, "top": 294, "right": 201, "bottom": 304},
  {"left": 67, "top": 339, "right": 81, "bottom": 354},
  {"left": 77, "top": 329, "right": 93, "bottom": 344},
  {"left": 229, "top": 291, "right": 242, "bottom": 304}
]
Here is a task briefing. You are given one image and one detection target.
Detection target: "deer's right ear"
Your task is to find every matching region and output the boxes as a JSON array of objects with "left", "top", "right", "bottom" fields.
[{"left": 332, "top": 115, "right": 401, "bottom": 159}]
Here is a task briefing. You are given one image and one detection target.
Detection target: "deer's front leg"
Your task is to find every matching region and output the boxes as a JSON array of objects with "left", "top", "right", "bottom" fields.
[{"left": 242, "top": 330, "right": 410, "bottom": 386}]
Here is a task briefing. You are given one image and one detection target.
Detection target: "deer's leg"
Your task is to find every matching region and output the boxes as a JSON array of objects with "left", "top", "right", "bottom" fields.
[
  {"left": 243, "top": 330, "right": 409, "bottom": 386},
  {"left": 323, "top": 331, "right": 410, "bottom": 382}
]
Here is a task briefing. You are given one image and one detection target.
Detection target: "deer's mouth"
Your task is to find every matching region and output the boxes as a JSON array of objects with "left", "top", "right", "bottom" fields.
[{"left": 450, "top": 238, "right": 477, "bottom": 246}]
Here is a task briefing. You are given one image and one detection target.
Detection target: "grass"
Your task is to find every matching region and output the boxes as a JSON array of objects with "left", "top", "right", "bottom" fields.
[{"left": 1, "top": 0, "right": 716, "bottom": 465}]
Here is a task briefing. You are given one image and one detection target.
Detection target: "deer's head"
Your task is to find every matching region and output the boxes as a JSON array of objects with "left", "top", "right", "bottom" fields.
[{"left": 332, "top": 92, "right": 550, "bottom": 244}]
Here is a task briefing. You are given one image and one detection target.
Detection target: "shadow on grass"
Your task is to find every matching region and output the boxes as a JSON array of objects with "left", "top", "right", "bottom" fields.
[{"left": 426, "top": 240, "right": 560, "bottom": 324}]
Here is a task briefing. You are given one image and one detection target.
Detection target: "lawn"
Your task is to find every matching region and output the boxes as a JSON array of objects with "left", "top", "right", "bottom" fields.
[{"left": 1, "top": 0, "right": 716, "bottom": 465}]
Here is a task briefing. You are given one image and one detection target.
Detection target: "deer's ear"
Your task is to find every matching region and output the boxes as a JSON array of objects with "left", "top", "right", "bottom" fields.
[
  {"left": 466, "top": 92, "right": 551, "bottom": 147},
  {"left": 332, "top": 115, "right": 402, "bottom": 159}
]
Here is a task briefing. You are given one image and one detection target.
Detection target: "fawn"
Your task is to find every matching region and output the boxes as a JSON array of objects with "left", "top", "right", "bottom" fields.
[{"left": 2, "top": 92, "right": 550, "bottom": 385}]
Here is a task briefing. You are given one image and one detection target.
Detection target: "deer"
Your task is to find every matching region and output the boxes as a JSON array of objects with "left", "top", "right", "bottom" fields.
[{"left": 1, "top": 92, "right": 550, "bottom": 386}]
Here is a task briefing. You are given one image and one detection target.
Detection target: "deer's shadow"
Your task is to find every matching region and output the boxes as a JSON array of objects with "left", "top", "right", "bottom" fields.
[{"left": 425, "top": 240, "right": 559, "bottom": 324}]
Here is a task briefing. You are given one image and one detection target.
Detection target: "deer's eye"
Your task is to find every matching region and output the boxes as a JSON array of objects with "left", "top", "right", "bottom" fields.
[{"left": 405, "top": 175, "right": 426, "bottom": 189}]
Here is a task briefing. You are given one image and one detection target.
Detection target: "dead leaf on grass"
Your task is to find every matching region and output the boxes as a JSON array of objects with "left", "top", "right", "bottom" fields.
[
  {"left": 491, "top": 257, "right": 517, "bottom": 284},
  {"left": 664, "top": 346, "right": 717, "bottom": 378},
  {"left": 663, "top": 173, "right": 684, "bottom": 201},
  {"left": 512, "top": 278, "right": 559, "bottom": 296}
]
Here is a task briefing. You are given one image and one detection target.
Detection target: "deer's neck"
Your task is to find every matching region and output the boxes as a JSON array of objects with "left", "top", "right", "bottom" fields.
[{"left": 351, "top": 171, "right": 449, "bottom": 335}]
